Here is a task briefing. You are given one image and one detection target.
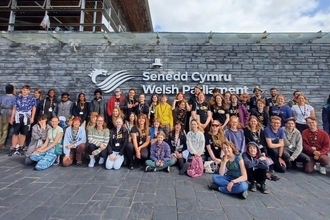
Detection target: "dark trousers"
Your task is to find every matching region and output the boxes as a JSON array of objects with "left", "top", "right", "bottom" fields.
[
  {"left": 267, "top": 147, "right": 289, "bottom": 173},
  {"left": 87, "top": 143, "right": 107, "bottom": 159},
  {"left": 283, "top": 148, "right": 310, "bottom": 164},
  {"left": 126, "top": 142, "right": 149, "bottom": 166},
  {"left": 246, "top": 168, "right": 267, "bottom": 184},
  {"left": 304, "top": 154, "right": 330, "bottom": 173}
]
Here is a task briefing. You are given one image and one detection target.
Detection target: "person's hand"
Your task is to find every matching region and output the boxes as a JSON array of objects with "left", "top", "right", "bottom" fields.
[
  {"left": 9, "top": 118, "right": 13, "bottom": 125},
  {"left": 156, "top": 161, "right": 161, "bottom": 166},
  {"left": 214, "top": 158, "right": 222, "bottom": 164},
  {"left": 34, "top": 147, "right": 44, "bottom": 153},
  {"left": 289, "top": 157, "right": 294, "bottom": 162},
  {"left": 314, "top": 155, "right": 319, "bottom": 160},
  {"left": 114, "top": 155, "right": 120, "bottom": 161},
  {"left": 30, "top": 118, "right": 34, "bottom": 124},
  {"left": 159, "top": 161, "right": 164, "bottom": 167},
  {"left": 259, "top": 156, "right": 266, "bottom": 161},
  {"left": 99, "top": 144, "right": 106, "bottom": 150},
  {"left": 222, "top": 155, "right": 229, "bottom": 163},
  {"left": 40, "top": 121, "right": 46, "bottom": 130},
  {"left": 313, "top": 151, "right": 321, "bottom": 156},
  {"left": 227, "top": 181, "right": 234, "bottom": 192},
  {"left": 279, "top": 158, "right": 286, "bottom": 167},
  {"left": 195, "top": 154, "right": 201, "bottom": 157},
  {"left": 136, "top": 151, "right": 141, "bottom": 159},
  {"left": 128, "top": 103, "right": 132, "bottom": 109},
  {"left": 200, "top": 123, "right": 206, "bottom": 129}
]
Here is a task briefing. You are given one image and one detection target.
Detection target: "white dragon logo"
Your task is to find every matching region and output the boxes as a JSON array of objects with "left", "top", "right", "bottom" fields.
[{"left": 88, "top": 69, "right": 134, "bottom": 93}]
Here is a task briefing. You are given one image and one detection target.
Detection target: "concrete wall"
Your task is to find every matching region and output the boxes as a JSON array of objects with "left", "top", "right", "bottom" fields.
[{"left": 0, "top": 36, "right": 329, "bottom": 121}]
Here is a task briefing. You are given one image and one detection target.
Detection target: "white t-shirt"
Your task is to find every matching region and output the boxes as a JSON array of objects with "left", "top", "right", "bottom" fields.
[{"left": 291, "top": 104, "right": 314, "bottom": 124}]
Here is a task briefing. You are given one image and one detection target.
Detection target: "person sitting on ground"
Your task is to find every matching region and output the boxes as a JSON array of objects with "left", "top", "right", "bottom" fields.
[
  {"left": 264, "top": 116, "right": 289, "bottom": 173},
  {"left": 225, "top": 116, "right": 246, "bottom": 153},
  {"left": 322, "top": 95, "right": 330, "bottom": 135},
  {"left": 167, "top": 121, "right": 188, "bottom": 174},
  {"left": 302, "top": 117, "right": 330, "bottom": 174},
  {"left": 30, "top": 116, "right": 63, "bottom": 170},
  {"left": 105, "top": 117, "right": 128, "bottom": 170},
  {"left": 25, "top": 115, "right": 51, "bottom": 165},
  {"left": 208, "top": 141, "right": 249, "bottom": 199},
  {"left": 205, "top": 120, "right": 226, "bottom": 164},
  {"left": 149, "top": 118, "right": 163, "bottom": 145},
  {"left": 87, "top": 115, "right": 110, "bottom": 168},
  {"left": 242, "top": 142, "right": 269, "bottom": 194},
  {"left": 283, "top": 118, "right": 310, "bottom": 168},
  {"left": 291, "top": 94, "right": 316, "bottom": 133},
  {"left": 145, "top": 131, "right": 175, "bottom": 172},
  {"left": 180, "top": 119, "right": 205, "bottom": 175},
  {"left": 62, "top": 117, "right": 87, "bottom": 167}
]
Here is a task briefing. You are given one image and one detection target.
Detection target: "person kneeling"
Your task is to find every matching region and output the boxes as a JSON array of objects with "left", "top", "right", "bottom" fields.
[
  {"left": 242, "top": 142, "right": 269, "bottom": 194},
  {"left": 30, "top": 116, "right": 63, "bottom": 170},
  {"left": 145, "top": 131, "right": 175, "bottom": 172},
  {"left": 106, "top": 118, "right": 128, "bottom": 170},
  {"left": 62, "top": 117, "right": 87, "bottom": 167},
  {"left": 208, "top": 141, "right": 249, "bottom": 199}
]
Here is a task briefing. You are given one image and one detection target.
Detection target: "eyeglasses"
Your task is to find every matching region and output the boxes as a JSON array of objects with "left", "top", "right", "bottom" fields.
[{"left": 211, "top": 124, "right": 220, "bottom": 127}]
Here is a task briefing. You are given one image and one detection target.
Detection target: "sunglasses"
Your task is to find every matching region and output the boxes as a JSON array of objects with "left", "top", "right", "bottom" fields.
[{"left": 211, "top": 124, "right": 220, "bottom": 127}]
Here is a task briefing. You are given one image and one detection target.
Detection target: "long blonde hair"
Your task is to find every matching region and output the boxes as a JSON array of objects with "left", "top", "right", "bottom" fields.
[
  {"left": 112, "top": 106, "right": 124, "bottom": 126},
  {"left": 209, "top": 120, "right": 226, "bottom": 147}
]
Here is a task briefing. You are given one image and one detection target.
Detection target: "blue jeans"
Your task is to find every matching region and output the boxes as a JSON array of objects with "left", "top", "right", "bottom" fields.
[
  {"left": 30, "top": 148, "right": 56, "bottom": 171},
  {"left": 212, "top": 174, "right": 248, "bottom": 194}
]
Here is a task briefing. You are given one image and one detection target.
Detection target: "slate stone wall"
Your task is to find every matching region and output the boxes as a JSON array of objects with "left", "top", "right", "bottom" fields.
[{"left": 0, "top": 38, "right": 329, "bottom": 121}]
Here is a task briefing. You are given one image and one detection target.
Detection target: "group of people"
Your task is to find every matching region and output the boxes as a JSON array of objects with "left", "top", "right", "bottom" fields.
[{"left": 0, "top": 83, "right": 329, "bottom": 200}]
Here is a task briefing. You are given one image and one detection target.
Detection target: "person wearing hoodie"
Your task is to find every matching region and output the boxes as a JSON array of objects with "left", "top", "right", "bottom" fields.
[
  {"left": 242, "top": 142, "right": 269, "bottom": 194},
  {"left": 283, "top": 117, "right": 310, "bottom": 168},
  {"left": 62, "top": 117, "right": 87, "bottom": 167}
]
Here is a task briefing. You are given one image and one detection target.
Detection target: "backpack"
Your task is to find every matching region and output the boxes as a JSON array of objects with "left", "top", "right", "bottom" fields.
[{"left": 187, "top": 156, "right": 204, "bottom": 178}]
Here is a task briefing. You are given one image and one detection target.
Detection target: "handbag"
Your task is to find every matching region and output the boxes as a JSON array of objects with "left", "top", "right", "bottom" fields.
[
  {"left": 187, "top": 156, "right": 204, "bottom": 178},
  {"left": 54, "top": 143, "right": 63, "bottom": 156},
  {"left": 204, "top": 161, "right": 219, "bottom": 174},
  {"left": 265, "top": 157, "right": 274, "bottom": 166}
]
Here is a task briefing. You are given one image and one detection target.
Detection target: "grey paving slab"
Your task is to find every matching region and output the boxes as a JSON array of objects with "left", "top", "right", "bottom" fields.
[{"left": 1, "top": 150, "right": 330, "bottom": 220}]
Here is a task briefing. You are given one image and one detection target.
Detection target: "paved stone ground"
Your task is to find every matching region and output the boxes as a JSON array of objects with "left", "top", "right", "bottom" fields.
[{"left": 0, "top": 149, "right": 330, "bottom": 220}]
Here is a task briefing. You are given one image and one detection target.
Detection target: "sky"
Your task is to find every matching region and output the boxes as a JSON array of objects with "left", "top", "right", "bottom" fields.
[{"left": 148, "top": 0, "right": 330, "bottom": 32}]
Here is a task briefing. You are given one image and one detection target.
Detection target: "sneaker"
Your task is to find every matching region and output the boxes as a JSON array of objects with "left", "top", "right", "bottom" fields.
[
  {"left": 129, "top": 165, "right": 134, "bottom": 170},
  {"left": 314, "top": 164, "right": 320, "bottom": 171},
  {"left": 24, "top": 157, "right": 33, "bottom": 165},
  {"left": 53, "top": 156, "right": 60, "bottom": 165},
  {"left": 98, "top": 157, "right": 105, "bottom": 165},
  {"left": 145, "top": 166, "right": 155, "bottom": 172},
  {"left": 320, "top": 166, "right": 327, "bottom": 175},
  {"left": 207, "top": 182, "right": 219, "bottom": 191},
  {"left": 260, "top": 184, "right": 269, "bottom": 194},
  {"left": 88, "top": 155, "right": 96, "bottom": 168},
  {"left": 17, "top": 147, "right": 25, "bottom": 156},
  {"left": 241, "top": 190, "right": 248, "bottom": 199},
  {"left": 179, "top": 162, "right": 189, "bottom": 175},
  {"left": 249, "top": 182, "right": 257, "bottom": 192},
  {"left": 8, "top": 148, "right": 17, "bottom": 156}
]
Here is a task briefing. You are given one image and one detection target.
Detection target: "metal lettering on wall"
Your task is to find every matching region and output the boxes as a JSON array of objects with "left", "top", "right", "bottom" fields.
[{"left": 89, "top": 60, "right": 249, "bottom": 95}]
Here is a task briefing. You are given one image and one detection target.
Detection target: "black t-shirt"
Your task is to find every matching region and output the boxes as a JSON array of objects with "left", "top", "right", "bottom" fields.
[
  {"left": 211, "top": 105, "right": 228, "bottom": 125},
  {"left": 130, "top": 126, "right": 148, "bottom": 146},
  {"left": 249, "top": 96, "right": 269, "bottom": 111},
  {"left": 192, "top": 101, "right": 210, "bottom": 123},
  {"left": 204, "top": 133, "right": 221, "bottom": 158},
  {"left": 228, "top": 104, "right": 239, "bottom": 117},
  {"left": 250, "top": 109, "right": 269, "bottom": 128}
]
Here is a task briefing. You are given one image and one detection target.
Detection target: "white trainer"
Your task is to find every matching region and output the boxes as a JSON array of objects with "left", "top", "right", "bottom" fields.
[
  {"left": 320, "top": 166, "right": 327, "bottom": 175},
  {"left": 99, "top": 157, "right": 105, "bottom": 165},
  {"left": 88, "top": 155, "right": 95, "bottom": 168}
]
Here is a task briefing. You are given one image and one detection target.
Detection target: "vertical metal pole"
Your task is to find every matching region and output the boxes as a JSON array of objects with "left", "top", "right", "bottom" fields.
[
  {"left": 92, "top": 1, "right": 97, "bottom": 32},
  {"left": 79, "top": 0, "right": 86, "bottom": 31},
  {"left": 8, "top": 0, "right": 17, "bottom": 32}
]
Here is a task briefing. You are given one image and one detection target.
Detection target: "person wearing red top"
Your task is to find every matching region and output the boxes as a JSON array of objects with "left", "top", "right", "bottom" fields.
[
  {"left": 107, "top": 88, "right": 126, "bottom": 117},
  {"left": 302, "top": 117, "right": 330, "bottom": 174}
]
